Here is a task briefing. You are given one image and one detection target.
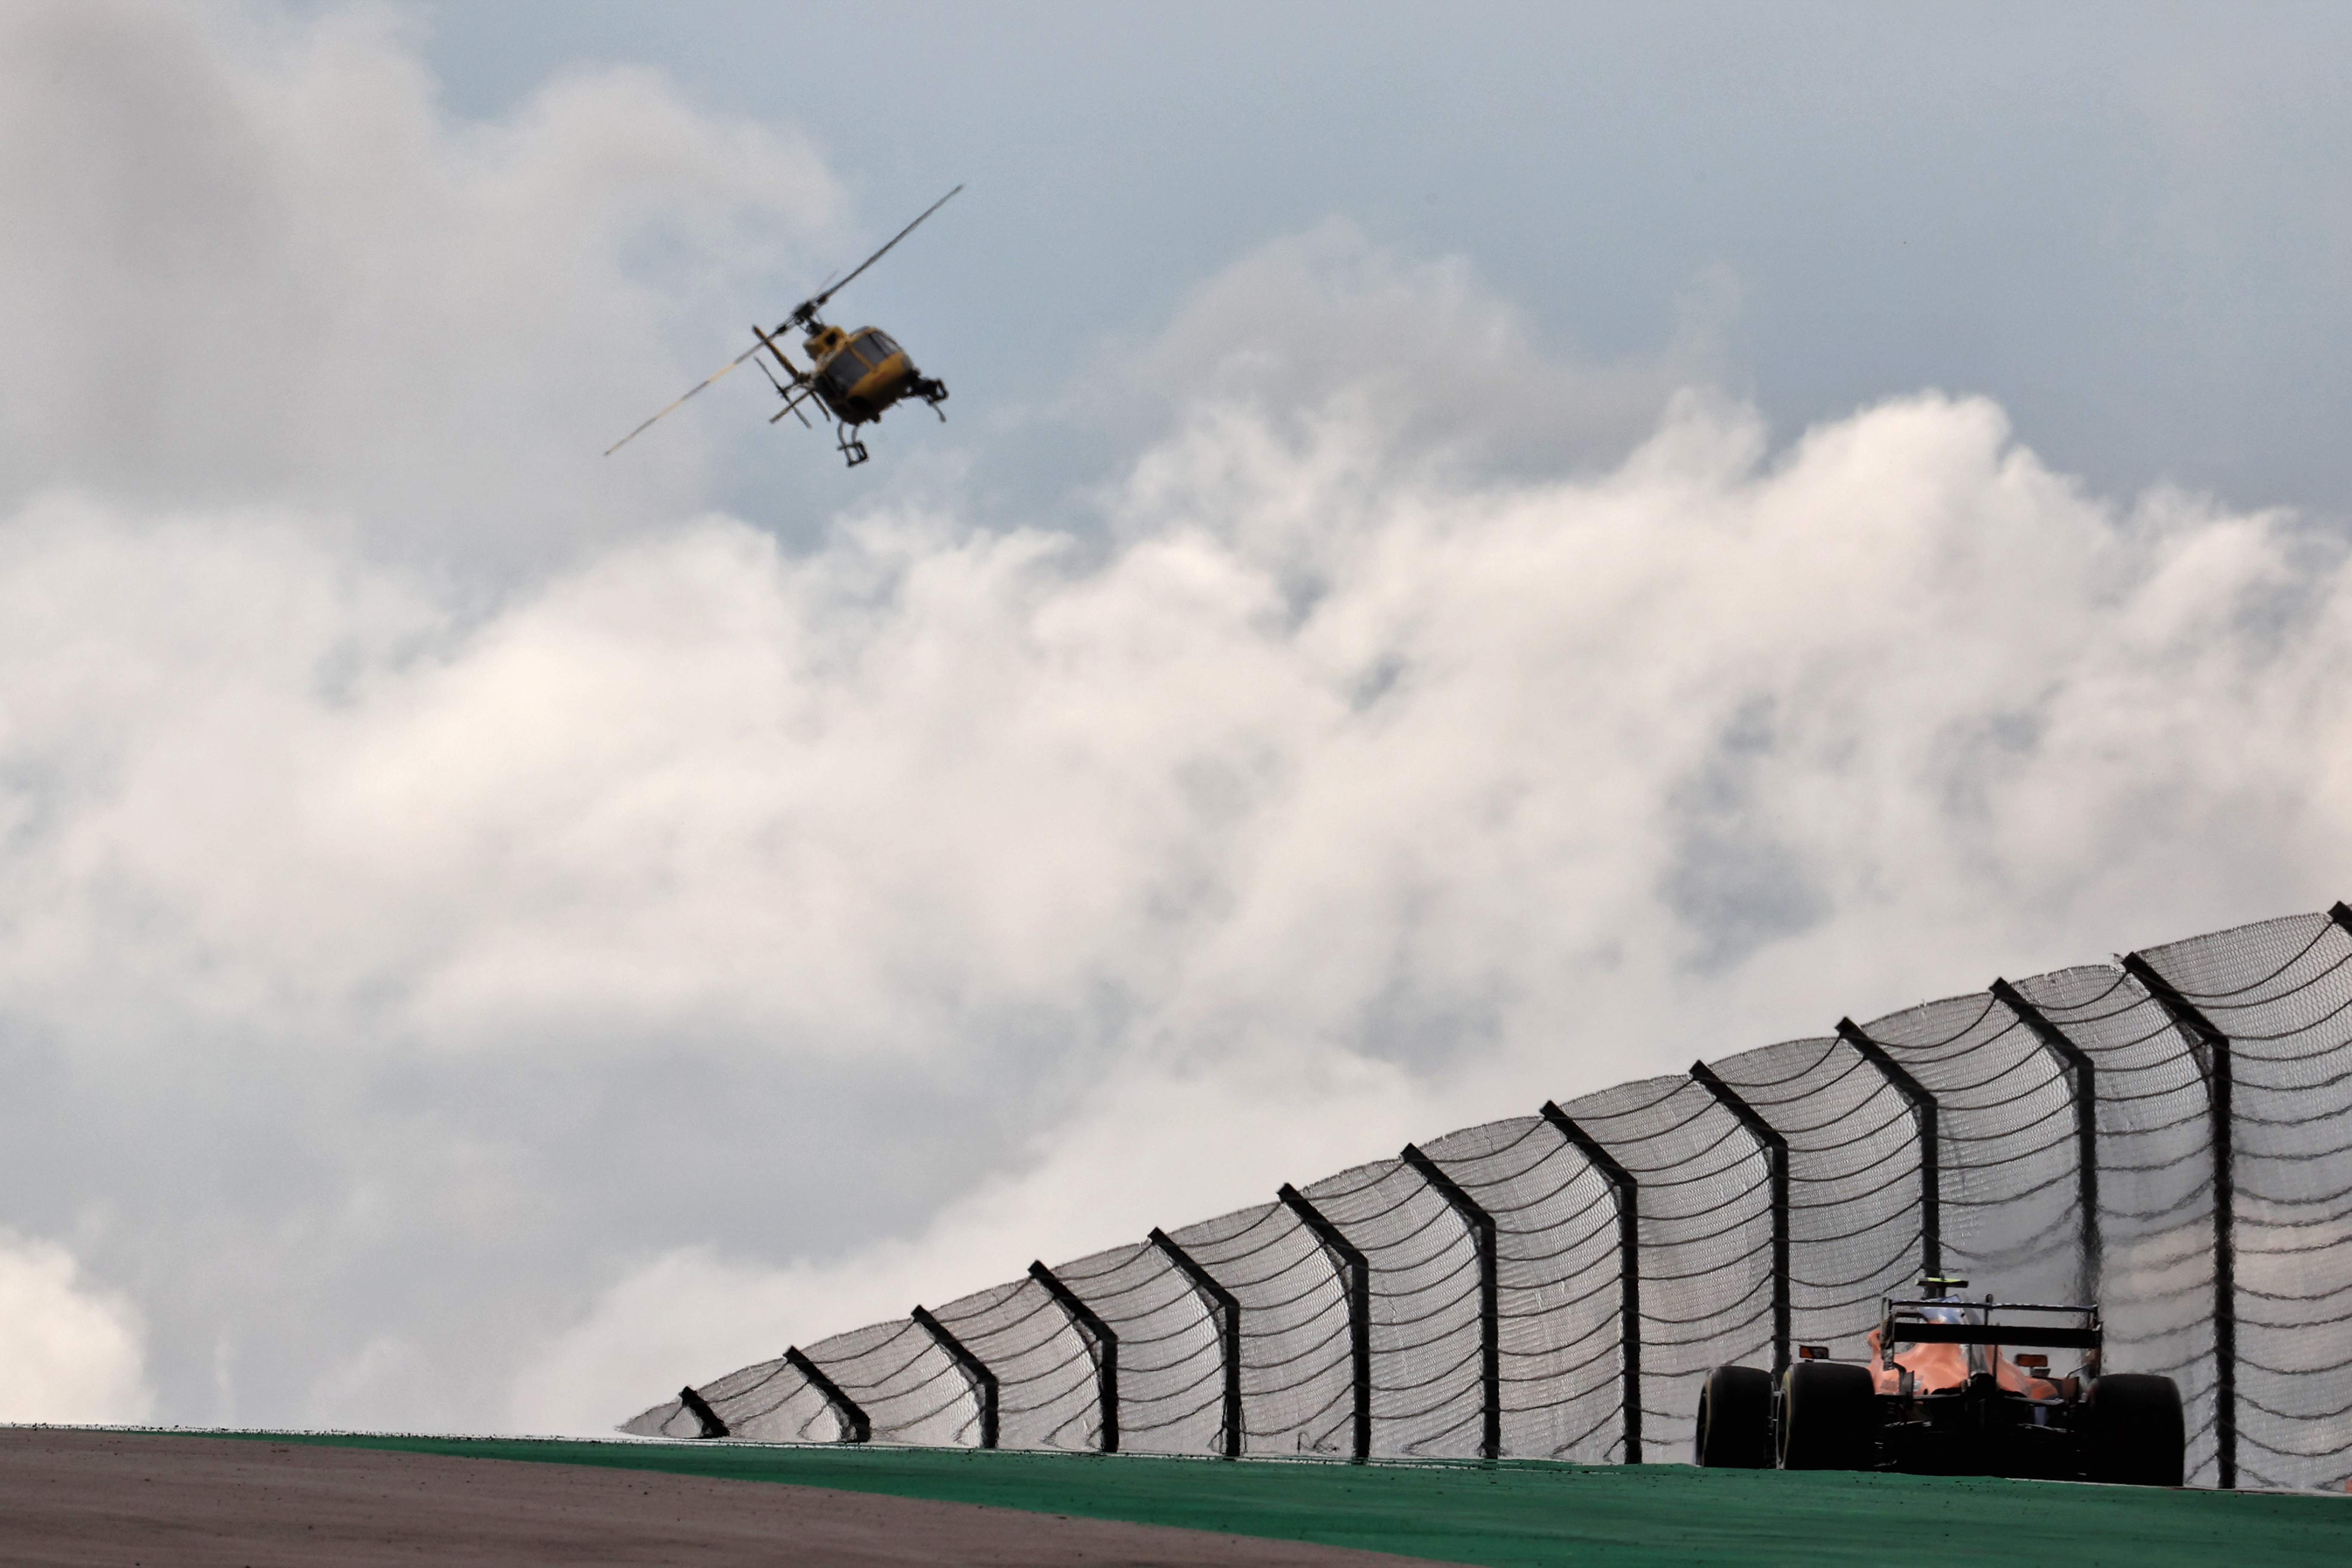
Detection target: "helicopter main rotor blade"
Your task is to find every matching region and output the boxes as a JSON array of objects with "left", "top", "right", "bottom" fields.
[
  {"left": 797, "top": 184, "right": 963, "bottom": 318},
  {"left": 603, "top": 342, "right": 766, "bottom": 456}
]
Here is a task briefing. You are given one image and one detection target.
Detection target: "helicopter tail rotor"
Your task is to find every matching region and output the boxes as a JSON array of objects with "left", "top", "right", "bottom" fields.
[{"left": 752, "top": 323, "right": 806, "bottom": 380}]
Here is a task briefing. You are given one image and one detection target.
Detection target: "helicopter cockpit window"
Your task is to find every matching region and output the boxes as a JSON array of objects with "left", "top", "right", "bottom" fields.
[{"left": 818, "top": 333, "right": 899, "bottom": 398}]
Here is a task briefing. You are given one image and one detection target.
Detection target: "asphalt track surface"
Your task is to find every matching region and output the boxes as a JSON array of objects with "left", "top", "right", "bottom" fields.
[
  {"left": 0, "top": 1429, "right": 1454, "bottom": 1567},
  {"left": 7, "top": 1427, "right": 2349, "bottom": 1566}
]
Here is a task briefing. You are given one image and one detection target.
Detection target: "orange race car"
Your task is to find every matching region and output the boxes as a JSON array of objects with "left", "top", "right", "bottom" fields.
[{"left": 1694, "top": 1278, "right": 2185, "bottom": 1485}]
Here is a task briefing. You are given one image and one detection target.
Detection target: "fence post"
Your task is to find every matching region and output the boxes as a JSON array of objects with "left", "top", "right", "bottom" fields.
[
  {"left": 2122, "top": 952, "right": 2236, "bottom": 1491},
  {"left": 1691, "top": 1061, "right": 1790, "bottom": 1376},
  {"left": 1149, "top": 1226, "right": 1243, "bottom": 1458},
  {"left": 1837, "top": 1018, "right": 1943, "bottom": 1277},
  {"left": 1029, "top": 1261, "right": 1119, "bottom": 1453},
  {"left": 1279, "top": 1184, "right": 1372, "bottom": 1461},
  {"left": 676, "top": 1384, "right": 729, "bottom": 1439},
  {"left": 912, "top": 1306, "right": 999, "bottom": 1449},
  {"left": 1400, "top": 1144, "right": 1500, "bottom": 1460},
  {"left": 1541, "top": 1101, "right": 1643, "bottom": 1464},
  {"left": 1990, "top": 977, "right": 2101, "bottom": 1300},
  {"left": 785, "top": 1346, "right": 871, "bottom": 1443}
]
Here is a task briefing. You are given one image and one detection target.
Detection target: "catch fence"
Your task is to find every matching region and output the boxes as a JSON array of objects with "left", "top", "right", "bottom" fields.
[{"left": 625, "top": 907, "right": 2352, "bottom": 1490}]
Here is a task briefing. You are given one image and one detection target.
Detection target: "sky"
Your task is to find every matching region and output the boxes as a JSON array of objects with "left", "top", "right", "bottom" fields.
[
  {"left": 3, "top": 0, "right": 2352, "bottom": 1436},
  {"left": 409, "top": 0, "right": 2352, "bottom": 531}
]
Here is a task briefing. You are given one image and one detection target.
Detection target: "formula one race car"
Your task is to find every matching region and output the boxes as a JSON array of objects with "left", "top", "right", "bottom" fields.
[{"left": 1694, "top": 1278, "right": 2185, "bottom": 1485}]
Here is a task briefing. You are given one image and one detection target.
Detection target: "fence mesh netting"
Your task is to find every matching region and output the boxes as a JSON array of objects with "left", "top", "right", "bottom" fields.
[{"left": 624, "top": 908, "right": 2352, "bottom": 1490}]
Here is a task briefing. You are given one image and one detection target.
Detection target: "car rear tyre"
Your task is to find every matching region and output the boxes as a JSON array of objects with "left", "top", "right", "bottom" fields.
[
  {"left": 1695, "top": 1364, "right": 1773, "bottom": 1467},
  {"left": 1778, "top": 1360, "right": 1878, "bottom": 1470},
  {"left": 2086, "top": 1373, "right": 2185, "bottom": 1486}
]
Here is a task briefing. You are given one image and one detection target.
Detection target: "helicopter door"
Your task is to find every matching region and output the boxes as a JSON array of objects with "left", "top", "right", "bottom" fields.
[{"left": 814, "top": 351, "right": 859, "bottom": 403}]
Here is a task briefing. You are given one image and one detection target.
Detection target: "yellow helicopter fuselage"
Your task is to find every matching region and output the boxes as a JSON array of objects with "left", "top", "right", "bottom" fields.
[{"left": 805, "top": 325, "right": 919, "bottom": 425}]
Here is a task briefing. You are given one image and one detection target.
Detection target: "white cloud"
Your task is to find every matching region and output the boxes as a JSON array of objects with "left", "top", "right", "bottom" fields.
[
  {"left": 0, "top": 0, "right": 838, "bottom": 567},
  {"left": 511, "top": 1046, "right": 1430, "bottom": 1435},
  {"left": 509, "top": 376, "right": 2352, "bottom": 1430},
  {"left": 0, "top": 1234, "right": 152, "bottom": 1424},
  {"left": 1098, "top": 220, "right": 1730, "bottom": 481}
]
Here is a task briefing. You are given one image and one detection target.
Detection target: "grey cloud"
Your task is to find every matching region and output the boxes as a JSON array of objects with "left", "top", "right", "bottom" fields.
[
  {"left": 0, "top": 0, "right": 838, "bottom": 572},
  {"left": 1664, "top": 696, "right": 1834, "bottom": 974}
]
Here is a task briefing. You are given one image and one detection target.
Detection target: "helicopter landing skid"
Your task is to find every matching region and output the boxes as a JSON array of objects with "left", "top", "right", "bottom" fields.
[
  {"left": 913, "top": 377, "right": 951, "bottom": 423},
  {"left": 835, "top": 426, "right": 871, "bottom": 467}
]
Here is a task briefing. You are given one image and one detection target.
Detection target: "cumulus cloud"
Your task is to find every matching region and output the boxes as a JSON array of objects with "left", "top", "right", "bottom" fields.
[
  {"left": 0, "top": 1234, "right": 152, "bottom": 1424},
  {"left": 513, "top": 385, "right": 2352, "bottom": 1428},
  {"left": 510, "top": 1049, "right": 1433, "bottom": 1436},
  {"left": 0, "top": 0, "right": 837, "bottom": 566},
  {"left": 1097, "top": 220, "right": 1732, "bottom": 479},
  {"left": 4, "top": 0, "right": 2349, "bottom": 1438}
]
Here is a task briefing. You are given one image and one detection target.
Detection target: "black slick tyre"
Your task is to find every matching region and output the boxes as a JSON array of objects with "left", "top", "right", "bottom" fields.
[
  {"left": 1695, "top": 1364, "right": 1773, "bottom": 1467},
  {"left": 2086, "top": 1373, "right": 2185, "bottom": 1486},
  {"left": 1778, "top": 1360, "right": 1878, "bottom": 1470}
]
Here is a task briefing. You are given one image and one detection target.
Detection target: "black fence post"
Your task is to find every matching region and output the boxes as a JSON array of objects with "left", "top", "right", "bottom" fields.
[
  {"left": 785, "top": 1346, "right": 871, "bottom": 1443},
  {"left": 2122, "top": 951, "right": 2236, "bottom": 1492},
  {"left": 1149, "top": 1226, "right": 1243, "bottom": 1458},
  {"left": 1401, "top": 1144, "right": 1500, "bottom": 1461},
  {"left": 1279, "top": 1183, "right": 1372, "bottom": 1461},
  {"left": 1991, "top": 977, "right": 2101, "bottom": 1300},
  {"left": 1837, "top": 1018, "right": 1943, "bottom": 1277},
  {"left": 676, "top": 1384, "right": 729, "bottom": 1439},
  {"left": 1691, "top": 1061, "right": 1790, "bottom": 1376},
  {"left": 912, "top": 1306, "right": 999, "bottom": 1449},
  {"left": 1541, "top": 1101, "right": 1643, "bottom": 1464},
  {"left": 1029, "top": 1261, "right": 1119, "bottom": 1453}
]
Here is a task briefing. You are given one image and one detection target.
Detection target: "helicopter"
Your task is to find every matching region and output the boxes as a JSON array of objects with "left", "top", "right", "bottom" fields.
[{"left": 606, "top": 186, "right": 962, "bottom": 468}]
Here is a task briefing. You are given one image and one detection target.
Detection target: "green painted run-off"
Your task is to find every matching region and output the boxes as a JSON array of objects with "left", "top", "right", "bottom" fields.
[{"left": 202, "top": 1431, "right": 2349, "bottom": 1567}]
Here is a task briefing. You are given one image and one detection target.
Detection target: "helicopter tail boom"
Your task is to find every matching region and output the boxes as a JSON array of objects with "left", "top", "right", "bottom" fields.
[{"left": 752, "top": 323, "right": 806, "bottom": 382}]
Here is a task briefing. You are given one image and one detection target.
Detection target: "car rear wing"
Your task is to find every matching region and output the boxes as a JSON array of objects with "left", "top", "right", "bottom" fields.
[{"left": 1877, "top": 1299, "right": 2103, "bottom": 1352}]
